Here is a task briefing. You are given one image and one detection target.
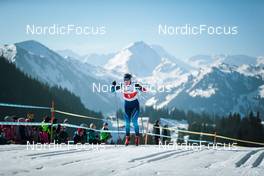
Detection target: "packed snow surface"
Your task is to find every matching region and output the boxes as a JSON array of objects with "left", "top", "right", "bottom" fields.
[{"left": 0, "top": 145, "right": 264, "bottom": 176}]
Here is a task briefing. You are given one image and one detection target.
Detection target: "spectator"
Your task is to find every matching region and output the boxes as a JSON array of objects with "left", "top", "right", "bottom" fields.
[
  {"left": 27, "top": 112, "right": 35, "bottom": 122},
  {"left": 56, "top": 119, "right": 69, "bottom": 144},
  {"left": 39, "top": 116, "right": 51, "bottom": 144},
  {"left": 73, "top": 124, "right": 87, "bottom": 144},
  {"left": 162, "top": 125, "right": 170, "bottom": 144},
  {"left": 25, "top": 118, "right": 34, "bottom": 143},
  {"left": 100, "top": 122, "right": 112, "bottom": 144},
  {"left": 2, "top": 116, "right": 15, "bottom": 143},
  {"left": 16, "top": 118, "right": 27, "bottom": 144},
  {"left": 153, "top": 120, "right": 160, "bottom": 145},
  {"left": 87, "top": 123, "right": 100, "bottom": 144},
  {"left": 56, "top": 126, "right": 69, "bottom": 144},
  {"left": 0, "top": 127, "right": 9, "bottom": 144}
]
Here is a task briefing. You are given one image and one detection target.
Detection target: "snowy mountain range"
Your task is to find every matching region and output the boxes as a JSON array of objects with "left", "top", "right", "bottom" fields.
[
  {"left": 104, "top": 41, "right": 164, "bottom": 77},
  {"left": 1, "top": 40, "right": 263, "bottom": 116},
  {"left": 0, "top": 40, "right": 118, "bottom": 113},
  {"left": 146, "top": 63, "right": 264, "bottom": 115},
  {"left": 57, "top": 49, "right": 115, "bottom": 66},
  {"left": 188, "top": 54, "right": 262, "bottom": 69}
]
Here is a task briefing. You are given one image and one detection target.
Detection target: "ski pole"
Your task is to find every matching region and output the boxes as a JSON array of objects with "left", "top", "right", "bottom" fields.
[{"left": 114, "top": 91, "right": 121, "bottom": 144}]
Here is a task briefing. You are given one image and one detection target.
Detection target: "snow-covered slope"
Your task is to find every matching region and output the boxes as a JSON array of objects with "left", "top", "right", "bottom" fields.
[
  {"left": 57, "top": 49, "right": 81, "bottom": 60},
  {"left": 0, "top": 145, "right": 264, "bottom": 176},
  {"left": 104, "top": 41, "right": 189, "bottom": 78},
  {"left": 150, "top": 44, "right": 193, "bottom": 72},
  {"left": 188, "top": 55, "right": 221, "bottom": 68},
  {"left": 224, "top": 55, "right": 258, "bottom": 66},
  {"left": 146, "top": 63, "right": 264, "bottom": 115},
  {"left": 237, "top": 64, "right": 264, "bottom": 79},
  {"left": 82, "top": 53, "right": 115, "bottom": 66},
  {"left": 188, "top": 54, "right": 258, "bottom": 68},
  {"left": 0, "top": 44, "right": 17, "bottom": 62},
  {"left": 1, "top": 40, "right": 117, "bottom": 113},
  {"left": 105, "top": 41, "right": 162, "bottom": 76},
  {"left": 257, "top": 57, "right": 264, "bottom": 66},
  {"left": 57, "top": 49, "right": 115, "bottom": 67}
]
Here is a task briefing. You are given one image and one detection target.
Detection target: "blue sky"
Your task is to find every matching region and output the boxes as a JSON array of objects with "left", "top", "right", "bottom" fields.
[{"left": 0, "top": 0, "right": 263, "bottom": 59}]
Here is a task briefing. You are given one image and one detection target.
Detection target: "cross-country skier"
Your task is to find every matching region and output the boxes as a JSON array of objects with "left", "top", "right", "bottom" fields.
[{"left": 111, "top": 73, "right": 146, "bottom": 146}]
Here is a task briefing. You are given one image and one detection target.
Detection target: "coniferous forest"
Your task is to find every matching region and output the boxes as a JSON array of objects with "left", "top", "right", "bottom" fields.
[
  {"left": 139, "top": 106, "right": 264, "bottom": 146},
  {"left": 0, "top": 56, "right": 103, "bottom": 127}
]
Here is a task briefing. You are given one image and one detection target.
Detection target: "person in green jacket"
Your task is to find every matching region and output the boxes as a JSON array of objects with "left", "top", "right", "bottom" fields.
[
  {"left": 100, "top": 122, "right": 112, "bottom": 144},
  {"left": 41, "top": 116, "right": 51, "bottom": 134}
]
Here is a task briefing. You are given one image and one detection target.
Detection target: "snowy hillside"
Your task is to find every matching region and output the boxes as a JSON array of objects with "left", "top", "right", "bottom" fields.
[
  {"left": 83, "top": 53, "right": 115, "bottom": 66},
  {"left": 0, "top": 145, "right": 264, "bottom": 176},
  {"left": 57, "top": 49, "right": 115, "bottom": 66},
  {"left": 57, "top": 49, "right": 81, "bottom": 60},
  {"left": 237, "top": 64, "right": 264, "bottom": 79},
  {"left": 0, "top": 40, "right": 118, "bottom": 113},
  {"left": 188, "top": 54, "right": 259, "bottom": 68},
  {"left": 150, "top": 44, "right": 193, "bottom": 72},
  {"left": 0, "top": 44, "right": 17, "bottom": 62},
  {"left": 104, "top": 41, "right": 189, "bottom": 78},
  {"left": 146, "top": 63, "right": 264, "bottom": 115},
  {"left": 104, "top": 41, "right": 162, "bottom": 76}
]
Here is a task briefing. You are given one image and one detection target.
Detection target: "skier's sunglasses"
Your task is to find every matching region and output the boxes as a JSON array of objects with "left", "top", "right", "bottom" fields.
[{"left": 124, "top": 78, "right": 131, "bottom": 81}]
